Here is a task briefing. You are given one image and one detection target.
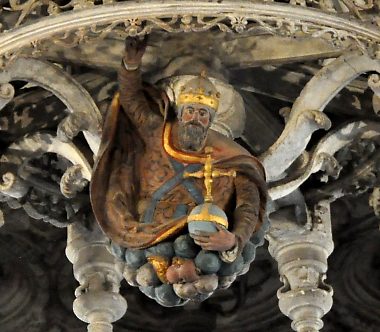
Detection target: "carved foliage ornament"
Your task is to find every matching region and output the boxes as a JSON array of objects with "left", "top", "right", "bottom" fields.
[
  {"left": 0, "top": 1, "right": 379, "bottom": 67},
  {"left": 0, "top": 132, "right": 91, "bottom": 227},
  {"left": 2, "top": 0, "right": 379, "bottom": 26}
]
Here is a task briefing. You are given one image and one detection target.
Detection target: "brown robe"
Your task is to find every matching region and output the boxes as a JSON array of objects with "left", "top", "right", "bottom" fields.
[{"left": 90, "top": 65, "right": 267, "bottom": 251}]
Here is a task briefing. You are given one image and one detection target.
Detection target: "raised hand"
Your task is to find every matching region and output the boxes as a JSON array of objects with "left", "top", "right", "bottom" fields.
[
  {"left": 191, "top": 224, "right": 237, "bottom": 252},
  {"left": 123, "top": 36, "right": 148, "bottom": 69}
]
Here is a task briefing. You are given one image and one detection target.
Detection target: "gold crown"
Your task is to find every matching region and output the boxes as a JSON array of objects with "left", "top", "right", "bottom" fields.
[
  {"left": 177, "top": 92, "right": 219, "bottom": 110},
  {"left": 177, "top": 72, "right": 220, "bottom": 111}
]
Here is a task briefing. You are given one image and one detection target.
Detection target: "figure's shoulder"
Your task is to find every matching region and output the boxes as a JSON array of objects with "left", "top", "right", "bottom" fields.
[
  {"left": 208, "top": 129, "right": 266, "bottom": 181},
  {"left": 207, "top": 129, "right": 251, "bottom": 160}
]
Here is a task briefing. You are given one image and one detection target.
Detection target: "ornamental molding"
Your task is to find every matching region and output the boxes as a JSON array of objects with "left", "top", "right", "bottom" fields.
[
  {"left": 0, "top": 131, "right": 92, "bottom": 180},
  {"left": 261, "top": 52, "right": 380, "bottom": 181},
  {"left": 269, "top": 121, "right": 380, "bottom": 200},
  {"left": 0, "top": 1, "right": 379, "bottom": 66}
]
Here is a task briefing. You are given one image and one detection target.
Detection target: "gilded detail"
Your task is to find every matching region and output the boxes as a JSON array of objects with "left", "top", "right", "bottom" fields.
[{"left": 147, "top": 255, "right": 170, "bottom": 284}]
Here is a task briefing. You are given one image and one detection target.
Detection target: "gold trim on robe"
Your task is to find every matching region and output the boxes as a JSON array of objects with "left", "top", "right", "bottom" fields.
[{"left": 163, "top": 122, "right": 207, "bottom": 164}]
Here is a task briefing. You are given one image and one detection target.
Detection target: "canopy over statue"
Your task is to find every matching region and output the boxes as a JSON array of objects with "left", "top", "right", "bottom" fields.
[{"left": 90, "top": 37, "right": 267, "bottom": 306}]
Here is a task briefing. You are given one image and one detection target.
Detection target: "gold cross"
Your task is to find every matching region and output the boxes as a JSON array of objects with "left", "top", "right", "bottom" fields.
[{"left": 183, "top": 147, "right": 236, "bottom": 203}]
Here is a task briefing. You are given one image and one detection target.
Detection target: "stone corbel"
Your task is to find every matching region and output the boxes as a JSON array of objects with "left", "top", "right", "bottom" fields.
[
  {"left": 266, "top": 201, "right": 334, "bottom": 332},
  {"left": 261, "top": 52, "right": 380, "bottom": 182},
  {"left": 66, "top": 221, "right": 127, "bottom": 332}
]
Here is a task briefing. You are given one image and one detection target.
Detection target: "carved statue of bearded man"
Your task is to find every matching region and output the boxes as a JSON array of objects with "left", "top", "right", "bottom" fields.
[{"left": 90, "top": 38, "right": 267, "bottom": 305}]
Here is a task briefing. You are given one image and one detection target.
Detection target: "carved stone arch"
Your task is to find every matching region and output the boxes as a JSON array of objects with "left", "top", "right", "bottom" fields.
[
  {"left": 261, "top": 52, "right": 380, "bottom": 182},
  {"left": 0, "top": 57, "right": 102, "bottom": 153},
  {"left": 268, "top": 121, "right": 380, "bottom": 200}
]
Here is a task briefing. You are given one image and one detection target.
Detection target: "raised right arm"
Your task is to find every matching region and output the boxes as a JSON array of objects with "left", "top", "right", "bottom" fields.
[{"left": 118, "top": 37, "right": 161, "bottom": 132}]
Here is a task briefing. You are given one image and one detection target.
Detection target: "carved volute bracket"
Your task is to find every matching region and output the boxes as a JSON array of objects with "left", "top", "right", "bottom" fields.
[
  {"left": 0, "top": 57, "right": 102, "bottom": 153},
  {"left": 269, "top": 121, "right": 380, "bottom": 201},
  {"left": 0, "top": 172, "right": 29, "bottom": 199},
  {"left": 60, "top": 165, "right": 89, "bottom": 199},
  {"left": 261, "top": 52, "right": 380, "bottom": 182},
  {"left": 0, "top": 82, "right": 15, "bottom": 111}
]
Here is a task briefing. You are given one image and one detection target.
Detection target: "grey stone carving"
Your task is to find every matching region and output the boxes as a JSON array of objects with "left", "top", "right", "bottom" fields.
[
  {"left": 0, "top": 57, "right": 102, "bottom": 153},
  {"left": 66, "top": 221, "right": 127, "bottom": 332},
  {"left": 266, "top": 201, "right": 334, "bottom": 332},
  {"left": 261, "top": 52, "right": 380, "bottom": 181},
  {"left": 0, "top": 1, "right": 379, "bottom": 331}
]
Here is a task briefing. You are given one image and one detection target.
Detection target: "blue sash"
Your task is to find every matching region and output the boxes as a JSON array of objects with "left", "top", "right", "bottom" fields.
[{"left": 142, "top": 158, "right": 204, "bottom": 224}]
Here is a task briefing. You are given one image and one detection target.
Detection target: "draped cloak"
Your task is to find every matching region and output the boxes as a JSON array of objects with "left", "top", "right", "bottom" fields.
[{"left": 90, "top": 88, "right": 268, "bottom": 250}]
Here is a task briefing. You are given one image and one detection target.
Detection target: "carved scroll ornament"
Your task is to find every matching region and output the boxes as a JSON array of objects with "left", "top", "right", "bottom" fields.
[{"left": 0, "top": 1, "right": 379, "bottom": 68}]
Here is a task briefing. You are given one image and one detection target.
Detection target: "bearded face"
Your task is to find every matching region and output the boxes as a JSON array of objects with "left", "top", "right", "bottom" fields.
[{"left": 177, "top": 104, "right": 212, "bottom": 152}]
